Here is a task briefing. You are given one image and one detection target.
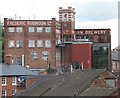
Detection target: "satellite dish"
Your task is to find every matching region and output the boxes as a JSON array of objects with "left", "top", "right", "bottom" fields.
[{"left": 71, "top": 61, "right": 81, "bottom": 69}]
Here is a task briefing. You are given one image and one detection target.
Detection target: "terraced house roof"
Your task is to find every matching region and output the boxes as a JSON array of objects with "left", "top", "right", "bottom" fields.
[
  {"left": 0, "top": 63, "right": 38, "bottom": 76},
  {"left": 17, "top": 69, "right": 116, "bottom": 96}
]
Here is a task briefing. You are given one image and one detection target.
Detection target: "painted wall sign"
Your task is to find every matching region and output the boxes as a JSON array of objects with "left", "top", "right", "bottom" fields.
[
  {"left": 75, "top": 30, "right": 110, "bottom": 35},
  {"left": 6, "top": 20, "right": 52, "bottom": 26}
]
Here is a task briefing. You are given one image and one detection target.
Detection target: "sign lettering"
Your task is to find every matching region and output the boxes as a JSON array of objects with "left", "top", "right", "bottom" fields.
[
  {"left": 75, "top": 30, "right": 108, "bottom": 35},
  {"left": 6, "top": 20, "right": 52, "bottom": 26}
]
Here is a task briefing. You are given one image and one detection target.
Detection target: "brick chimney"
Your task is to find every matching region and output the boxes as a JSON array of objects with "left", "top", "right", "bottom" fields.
[{"left": 5, "top": 54, "right": 13, "bottom": 65}]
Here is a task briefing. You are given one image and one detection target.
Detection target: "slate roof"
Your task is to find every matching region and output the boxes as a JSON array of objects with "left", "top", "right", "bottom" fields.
[
  {"left": 79, "top": 86, "right": 117, "bottom": 96},
  {"left": 18, "top": 69, "right": 113, "bottom": 96},
  {"left": 0, "top": 63, "right": 38, "bottom": 76}
]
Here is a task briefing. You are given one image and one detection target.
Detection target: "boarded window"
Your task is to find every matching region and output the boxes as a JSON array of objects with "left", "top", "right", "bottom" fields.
[{"left": 106, "top": 79, "right": 115, "bottom": 87}]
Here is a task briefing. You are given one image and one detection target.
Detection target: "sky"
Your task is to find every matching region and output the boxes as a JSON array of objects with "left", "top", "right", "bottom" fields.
[{"left": 0, "top": 0, "right": 119, "bottom": 49}]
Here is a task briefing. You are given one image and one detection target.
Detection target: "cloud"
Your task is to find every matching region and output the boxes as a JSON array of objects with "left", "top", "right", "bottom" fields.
[
  {"left": 0, "top": 0, "right": 118, "bottom": 49},
  {"left": 0, "top": 0, "right": 118, "bottom": 21},
  {"left": 75, "top": 2, "right": 118, "bottom": 22}
]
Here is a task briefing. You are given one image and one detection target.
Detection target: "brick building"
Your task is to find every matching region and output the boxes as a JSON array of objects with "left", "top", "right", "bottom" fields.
[
  {"left": 3, "top": 7, "right": 111, "bottom": 72},
  {"left": 1, "top": 63, "right": 38, "bottom": 97}
]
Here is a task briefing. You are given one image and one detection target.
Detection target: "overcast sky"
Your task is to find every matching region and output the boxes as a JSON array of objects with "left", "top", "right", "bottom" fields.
[{"left": 0, "top": 0, "right": 119, "bottom": 49}]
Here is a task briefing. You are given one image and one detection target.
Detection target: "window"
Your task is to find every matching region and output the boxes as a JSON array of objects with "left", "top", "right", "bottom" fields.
[
  {"left": 31, "top": 52, "right": 38, "bottom": 60},
  {"left": 2, "top": 90, "right": 7, "bottom": 97},
  {"left": 8, "top": 40, "right": 15, "bottom": 48},
  {"left": 56, "top": 52, "right": 61, "bottom": 61},
  {"left": 2, "top": 77, "right": 6, "bottom": 85},
  {"left": 16, "top": 27, "right": 22, "bottom": 32},
  {"left": 106, "top": 79, "right": 115, "bottom": 87},
  {"left": 28, "top": 27, "right": 35, "bottom": 32},
  {"left": 62, "top": 13, "right": 68, "bottom": 21},
  {"left": 8, "top": 27, "right": 14, "bottom": 32},
  {"left": 12, "top": 89, "right": 16, "bottom": 96},
  {"left": 28, "top": 40, "right": 35, "bottom": 48},
  {"left": 45, "top": 40, "right": 51, "bottom": 48},
  {"left": 112, "top": 62, "right": 116, "bottom": 69},
  {"left": 12, "top": 77, "right": 17, "bottom": 85},
  {"left": 17, "top": 57, "right": 22, "bottom": 65},
  {"left": 37, "top": 40, "right": 43, "bottom": 48},
  {"left": 42, "top": 51, "right": 49, "bottom": 61},
  {"left": 16, "top": 40, "right": 23, "bottom": 48},
  {"left": 45, "top": 27, "right": 51, "bottom": 33},
  {"left": 37, "top": 27, "right": 43, "bottom": 32}
]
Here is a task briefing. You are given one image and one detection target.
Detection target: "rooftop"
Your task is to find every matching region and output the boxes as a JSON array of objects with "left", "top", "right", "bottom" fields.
[
  {"left": 0, "top": 63, "right": 38, "bottom": 76},
  {"left": 17, "top": 69, "right": 116, "bottom": 96}
]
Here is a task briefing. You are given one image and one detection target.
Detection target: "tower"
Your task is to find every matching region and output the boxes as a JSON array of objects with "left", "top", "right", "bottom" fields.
[
  {"left": 59, "top": 7, "right": 75, "bottom": 35},
  {"left": 58, "top": 7, "right": 75, "bottom": 66}
]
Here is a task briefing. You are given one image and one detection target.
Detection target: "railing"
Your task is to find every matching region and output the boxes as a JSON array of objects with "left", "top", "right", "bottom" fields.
[{"left": 56, "top": 38, "right": 92, "bottom": 46}]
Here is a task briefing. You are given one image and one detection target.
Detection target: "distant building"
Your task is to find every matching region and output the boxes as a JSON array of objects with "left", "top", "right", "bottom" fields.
[
  {"left": 111, "top": 46, "right": 120, "bottom": 73},
  {"left": 3, "top": 7, "right": 111, "bottom": 72}
]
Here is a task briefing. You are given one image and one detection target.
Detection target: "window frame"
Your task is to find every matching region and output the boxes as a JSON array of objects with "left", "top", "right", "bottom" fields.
[
  {"left": 2, "top": 77, "right": 7, "bottom": 86},
  {"left": 8, "top": 40, "right": 15, "bottom": 48},
  {"left": 37, "top": 40, "right": 43, "bottom": 48},
  {"left": 16, "top": 40, "right": 23, "bottom": 48},
  {"left": 45, "top": 27, "right": 51, "bottom": 33},
  {"left": 42, "top": 51, "right": 49, "bottom": 61},
  {"left": 16, "top": 27, "right": 23, "bottom": 33},
  {"left": 12, "top": 77, "right": 17, "bottom": 85},
  {"left": 28, "top": 40, "right": 35, "bottom": 48},
  {"left": 2, "top": 90, "right": 7, "bottom": 97},
  {"left": 31, "top": 52, "right": 38, "bottom": 60},
  {"left": 8, "top": 27, "right": 15, "bottom": 32},
  {"left": 17, "top": 56, "right": 22, "bottom": 65},
  {"left": 37, "top": 27, "right": 43, "bottom": 32},
  {"left": 45, "top": 40, "right": 51, "bottom": 48},
  {"left": 12, "top": 89, "right": 16, "bottom": 96},
  {"left": 28, "top": 27, "right": 35, "bottom": 32}
]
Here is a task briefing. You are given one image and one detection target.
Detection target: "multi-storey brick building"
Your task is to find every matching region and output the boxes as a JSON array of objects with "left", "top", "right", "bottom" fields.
[{"left": 4, "top": 7, "right": 111, "bottom": 72}]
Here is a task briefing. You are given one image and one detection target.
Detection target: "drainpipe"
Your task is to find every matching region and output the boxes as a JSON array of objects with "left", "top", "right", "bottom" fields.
[
  {"left": 81, "top": 62, "right": 84, "bottom": 70},
  {"left": 22, "top": 54, "right": 24, "bottom": 66}
]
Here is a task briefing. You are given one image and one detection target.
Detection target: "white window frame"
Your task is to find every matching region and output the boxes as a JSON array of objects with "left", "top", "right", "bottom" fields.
[
  {"left": 16, "top": 40, "right": 23, "bottom": 48},
  {"left": 37, "top": 27, "right": 43, "bottom": 32},
  {"left": 31, "top": 52, "right": 38, "bottom": 60},
  {"left": 12, "top": 89, "right": 16, "bottom": 96},
  {"left": 2, "top": 90, "right": 7, "bottom": 97},
  {"left": 28, "top": 27, "right": 35, "bottom": 32},
  {"left": 8, "top": 40, "right": 15, "bottom": 48},
  {"left": 12, "top": 77, "right": 17, "bottom": 85},
  {"left": 8, "top": 27, "right": 14, "bottom": 32},
  {"left": 45, "top": 40, "right": 51, "bottom": 48},
  {"left": 28, "top": 40, "right": 35, "bottom": 48},
  {"left": 17, "top": 56, "right": 22, "bottom": 65},
  {"left": 16, "top": 27, "right": 23, "bottom": 32},
  {"left": 45, "top": 27, "right": 51, "bottom": 33},
  {"left": 56, "top": 52, "right": 61, "bottom": 61},
  {"left": 2, "top": 77, "right": 7, "bottom": 86},
  {"left": 37, "top": 40, "right": 43, "bottom": 48},
  {"left": 42, "top": 51, "right": 49, "bottom": 61}
]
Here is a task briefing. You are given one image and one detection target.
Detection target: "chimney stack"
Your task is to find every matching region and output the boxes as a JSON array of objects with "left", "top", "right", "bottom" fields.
[{"left": 5, "top": 54, "right": 13, "bottom": 65}]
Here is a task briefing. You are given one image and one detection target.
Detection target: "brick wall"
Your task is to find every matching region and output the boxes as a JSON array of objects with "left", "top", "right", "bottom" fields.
[{"left": 4, "top": 18, "right": 57, "bottom": 69}]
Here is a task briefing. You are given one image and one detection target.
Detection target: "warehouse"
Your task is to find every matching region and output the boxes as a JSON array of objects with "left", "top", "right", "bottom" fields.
[{"left": 4, "top": 7, "right": 111, "bottom": 72}]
